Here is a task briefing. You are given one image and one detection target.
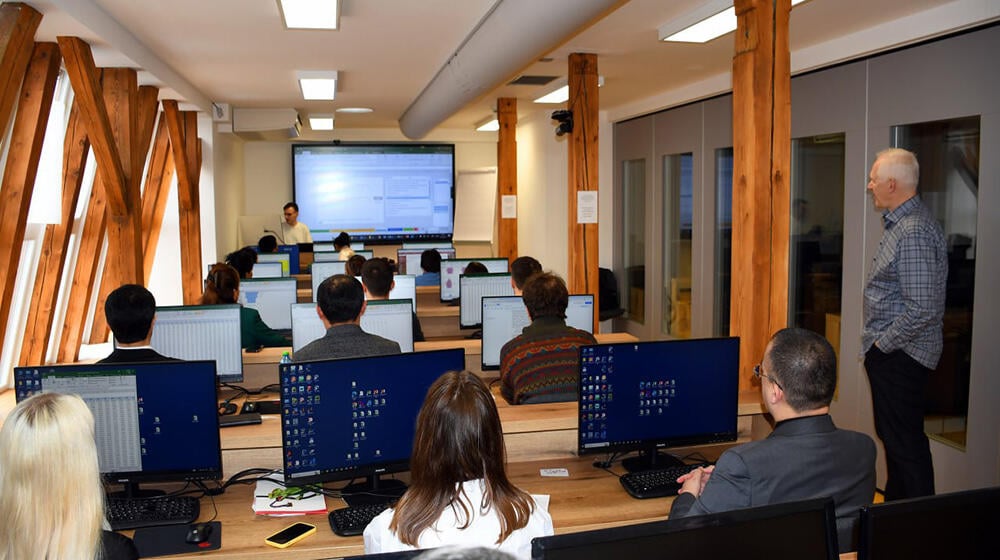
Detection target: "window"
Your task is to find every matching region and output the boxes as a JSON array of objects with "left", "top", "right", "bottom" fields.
[
  {"left": 714, "top": 148, "right": 733, "bottom": 336},
  {"left": 662, "top": 153, "right": 693, "bottom": 337},
  {"left": 622, "top": 159, "right": 646, "bottom": 324}
]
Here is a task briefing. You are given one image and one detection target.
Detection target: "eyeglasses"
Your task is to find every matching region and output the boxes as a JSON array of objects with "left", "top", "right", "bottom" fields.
[{"left": 753, "top": 364, "right": 783, "bottom": 391}]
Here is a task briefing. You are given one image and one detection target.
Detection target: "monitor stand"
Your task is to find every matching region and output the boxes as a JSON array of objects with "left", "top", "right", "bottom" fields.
[
  {"left": 107, "top": 482, "right": 167, "bottom": 500},
  {"left": 341, "top": 475, "right": 408, "bottom": 506},
  {"left": 621, "top": 450, "right": 685, "bottom": 473}
]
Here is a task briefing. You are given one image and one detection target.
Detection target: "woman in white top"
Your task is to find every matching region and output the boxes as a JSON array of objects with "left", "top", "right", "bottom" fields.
[
  {"left": 334, "top": 231, "right": 355, "bottom": 260},
  {"left": 364, "top": 371, "right": 553, "bottom": 559}
]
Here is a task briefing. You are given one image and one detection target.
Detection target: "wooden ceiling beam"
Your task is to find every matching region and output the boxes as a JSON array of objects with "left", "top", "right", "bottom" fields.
[
  {"left": 164, "top": 100, "right": 204, "bottom": 304},
  {"left": 0, "top": 3, "right": 41, "bottom": 142},
  {"left": 141, "top": 113, "right": 175, "bottom": 281}
]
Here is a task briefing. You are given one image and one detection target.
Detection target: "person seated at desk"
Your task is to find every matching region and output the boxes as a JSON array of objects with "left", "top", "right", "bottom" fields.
[
  {"left": 99, "top": 284, "right": 179, "bottom": 363},
  {"left": 364, "top": 371, "right": 553, "bottom": 558},
  {"left": 463, "top": 261, "right": 488, "bottom": 275},
  {"left": 200, "top": 263, "right": 290, "bottom": 350},
  {"left": 669, "top": 327, "right": 876, "bottom": 553},
  {"left": 334, "top": 231, "right": 355, "bottom": 260},
  {"left": 415, "top": 248, "right": 442, "bottom": 286},
  {"left": 294, "top": 274, "right": 400, "bottom": 362},
  {"left": 281, "top": 201, "right": 312, "bottom": 244},
  {"left": 347, "top": 253, "right": 367, "bottom": 276},
  {"left": 226, "top": 246, "right": 258, "bottom": 278},
  {"left": 510, "top": 256, "right": 542, "bottom": 296},
  {"left": 0, "top": 393, "right": 139, "bottom": 560},
  {"left": 499, "top": 272, "right": 597, "bottom": 404},
  {"left": 257, "top": 234, "right": 278, "bottom": 253},
  {"left": 362, "top": 257, "right": 425, "bottom": 342}
]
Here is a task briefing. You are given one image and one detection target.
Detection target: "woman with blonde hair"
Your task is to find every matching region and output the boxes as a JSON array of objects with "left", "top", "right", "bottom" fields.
[
  {"left": 201, "top": 262, "right": 289, "bottom": 350},
  {"left": 364, "top": 371, "right": 552, "bottom": 558},
  {"left": 0, "top": 392, "right": 138, "bottom": 559}
]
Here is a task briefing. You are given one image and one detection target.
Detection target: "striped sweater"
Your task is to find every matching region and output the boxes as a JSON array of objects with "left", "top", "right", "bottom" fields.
[{"left": 499, "top": 316, "right": 597, "bottom": 404}]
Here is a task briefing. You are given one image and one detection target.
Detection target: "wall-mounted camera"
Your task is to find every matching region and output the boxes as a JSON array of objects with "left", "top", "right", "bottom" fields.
[{"left": 551, "top": 110, "right": 574, "bottom": 136}]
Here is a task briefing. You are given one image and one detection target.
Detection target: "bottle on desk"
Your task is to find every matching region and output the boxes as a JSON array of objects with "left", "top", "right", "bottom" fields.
[{"left": 280, "top": 351, "right": 292, "bottom": 365}]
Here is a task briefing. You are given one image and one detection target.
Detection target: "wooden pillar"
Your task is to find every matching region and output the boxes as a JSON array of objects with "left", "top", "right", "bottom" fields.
[
  {"left": 730, "top": 0, "right": 791, "bottom": 392},
  {"left": 496, "top": 97, "right": 518, "bottom": 261},
  {"left": 567, "top": 53, "right": 600, "bottom": 326},
  {"left": 0, "top": 2, "right": 42, "bottom": 137},
  {"left": 141, "top": 113, "right": 176, "bottom": 281},
  {"left": 164, "top": 100, "right": 203, "bottom": 304}
]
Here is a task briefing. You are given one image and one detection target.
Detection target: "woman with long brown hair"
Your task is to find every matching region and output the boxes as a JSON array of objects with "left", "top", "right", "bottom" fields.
[
  {"left": 364, "top": 371, "right": 552, "bottom": 558},
  {"left": 201, "top": 262, "right": 289, "bottom": 350}
]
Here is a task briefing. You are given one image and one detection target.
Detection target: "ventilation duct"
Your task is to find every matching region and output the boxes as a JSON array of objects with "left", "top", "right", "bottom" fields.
[
  {"left": 398, "top": 0, "right": 622, "bottom": 139},
  {"left": 232, "top": 108, "right": 302, "bottom": 140}
]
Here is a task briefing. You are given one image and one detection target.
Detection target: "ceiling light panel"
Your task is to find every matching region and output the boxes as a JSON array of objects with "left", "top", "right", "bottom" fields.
[
  {"left": 279, "top": 0, "right": 340, "bottom": 30},
  {"left": 298, "top": 71, "right": 338, "bottom": 100},
  {"left": 309, "top": 115, "right": 335, "bottom": 130}
]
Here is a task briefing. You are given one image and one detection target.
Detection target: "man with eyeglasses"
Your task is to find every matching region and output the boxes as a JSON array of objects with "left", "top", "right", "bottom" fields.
[{"left": 668, "top": 328, "right": 876, "bottom": 553}]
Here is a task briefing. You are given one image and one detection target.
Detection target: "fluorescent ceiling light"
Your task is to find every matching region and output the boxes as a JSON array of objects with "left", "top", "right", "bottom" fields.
[
  {"left": 659, "top": 0, "right": 809, "bottom": 43},
  {"left": 476, "top": 118, "right": 499, "bottom": 132},
  {"left": 279, "top": 0, "right": 340, "bottom": 30},
  {"left": 298, "top": 71, "right": 338, "bottom": 100},
  {"left": 309, "top": 115, "right": 334, "bottom": 130},
  {"left": 335, "top": 107, "right": 373, "bottom": 114},
  {"left": 533, "top": 76, "right": 605, "bottom": 104}
]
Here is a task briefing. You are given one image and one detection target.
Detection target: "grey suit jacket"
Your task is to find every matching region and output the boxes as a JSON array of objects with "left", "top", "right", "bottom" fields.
[
  {"left": 293, "top": 323, "right": 401, "bottom": 362},
  {"left": 669, "top": 414, "right": 876, "bottom": 552}
]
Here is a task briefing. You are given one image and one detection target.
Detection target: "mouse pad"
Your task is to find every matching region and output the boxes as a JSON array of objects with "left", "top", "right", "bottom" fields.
[{"left": 132, "top": 521, "right": 221, "bottom": 557}]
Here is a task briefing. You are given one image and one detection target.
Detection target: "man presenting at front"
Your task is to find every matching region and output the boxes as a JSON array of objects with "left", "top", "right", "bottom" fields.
[
  {"left": 281, "top": 201, "right": 312, "bottom": 244},
  {"left": 862, "top": 148, "right": 947, "bottom": 500}
]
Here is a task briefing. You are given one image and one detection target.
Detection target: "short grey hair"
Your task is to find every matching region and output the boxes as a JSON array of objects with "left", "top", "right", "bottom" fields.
[{"left": 875, "top": 148, "right": 919, "bottom": 190}]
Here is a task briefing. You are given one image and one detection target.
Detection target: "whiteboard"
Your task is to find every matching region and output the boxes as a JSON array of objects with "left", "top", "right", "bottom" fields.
[{"left": 453, "top": 169, "right": 497, "bottom": 242}]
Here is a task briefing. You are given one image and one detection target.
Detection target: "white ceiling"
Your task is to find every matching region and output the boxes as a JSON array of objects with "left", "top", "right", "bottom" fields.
[{"left": 16, "top": 0, "right": 992, "bottom": 138}]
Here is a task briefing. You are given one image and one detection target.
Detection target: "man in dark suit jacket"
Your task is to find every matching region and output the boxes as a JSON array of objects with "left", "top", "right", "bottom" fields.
[
  {"left": 669, "top": 328, "right": 876, "bottom": 552},
  {"left": 98, "top": 284, "right": 178, "bottom": 363}
]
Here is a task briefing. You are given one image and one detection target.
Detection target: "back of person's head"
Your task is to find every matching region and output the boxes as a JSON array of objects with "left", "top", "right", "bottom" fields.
[
  {"left": 317, "top": 274, "right": 365, "bottom": 323},
  {"left": 767, "top": 327, "right": 837, "bottom": 411},
  {"left": 202, "top": 263, "right": 240, "bottom": 304},
  {"left": 361, "top": 257, "right": 394, "bottom": 298},
  {"left": 105, "top": 284, "right": 156, "bottom": 343},
  {"left": 283, "top": 201, "right": 299, "bottom": 212},
  {"left": 420, "top": 249, "right": 442, "bottom": 273},
  {"left": 463, "top": 261, "right": 488, "bottom": 275},
  {"left": 390, "top": 371, "right": 532, "bottom": 546},
  {"left": 346, "top": 254, "right": 367, "bottom": 277},
  {"left": 510, "top": 256, "right": 542, "bottom": 290},
  {"left": 258, "top": 235, "right": 278, "bottom": 253},
  {"left": 333, "top": 231, "right": 351, "bottom": 250},
  {"left": 875, "top": 148, "right": 919, "bottom": 190},
  {"left": 415, "top": 545, "right": 517, "bottom": 560},
  {"left": 226, "top": 246, "right": 258, "bottom": 278},
  {"left": 0, "top": 392, "right": 104, "bottom": 559},
  {"left": 522, "top": 272, "right": 568, "bottom": 320}
]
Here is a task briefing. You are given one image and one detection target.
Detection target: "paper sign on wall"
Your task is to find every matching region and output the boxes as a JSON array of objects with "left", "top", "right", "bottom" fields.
[
  {"left": 501, "top": 195, "right": 517, "bottom": 218},
  {"left": 577, "top": 191, "right": 598, "bottom": 224}
]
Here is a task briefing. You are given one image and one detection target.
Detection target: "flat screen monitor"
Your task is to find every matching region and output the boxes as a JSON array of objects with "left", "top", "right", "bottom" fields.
[
  {"left": 290, "top": 303, "right": 325, "bottom": 353},
  {"left": 292, "top": 143, "right": 455, "bottom": 244},
  {"left": 254, "top": 261, "right": 284, "bottom": 278},
  {"left": 13, "top": 361, "right": 222, "bottom": 497},
  {"left": 858, "top": 486, "right": 1000, "bottom": 559},
  {"left": 279, "top": 348, "right": 466, "bottom": 504},
  {"left": 578, "top": 337, "right": 739, "bottom": 471},
  {"left": 314, "top": 242, "right": 365, "bottom": 253},
  {"left": 313, "top": 249, "right": 375, "bottom": 263},
  {"left": 439, "top": 258, "right": 509, "bottom": 302},
  {"left": 238, "top": 277, "right": 297, "bottom": 330},
  {"left": 311, "top": 261, "right": 348, "bottom": 301},
  {"left": 397, "top": 247, "right": 456, "bottom": 276},
  {"left": 459, "top": 273, "right": 514, "bottom": 328},
  {"left": 256, "top": 252, "right": 291, "bottom": 276},
  {"left": 359, "top": 274, "right": 417, "bottom": 312},
  {"left": 150, "top": 305, "right": 243, "bottom": 382},
  {"left": 359, "top": 299, "right": 415, "bottom": 353},
  {"left": 276, "top": 244, "right": 301, "bottom": 274},
  {"left": 531, "top": 497, "right": 839, "bottom": 560},
  {"left": 481, "top": 295, "right": 595, "bottom": 370}
]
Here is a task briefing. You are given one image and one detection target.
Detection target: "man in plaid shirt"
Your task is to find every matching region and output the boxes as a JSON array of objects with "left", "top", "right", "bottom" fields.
[{"left": 862, "top": 148, "right": 947, "bottom": 501}]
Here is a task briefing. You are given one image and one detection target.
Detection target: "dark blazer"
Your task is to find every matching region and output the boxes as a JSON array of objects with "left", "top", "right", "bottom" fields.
[
  {"left": 669, "top": 414, "right": 876, "bottom": 552},
  {"left": 293, "top": 323, "right": 401, "bottom": 362},
  {"left": 97, "top": 347, "right": 179, "bottom": 363}
]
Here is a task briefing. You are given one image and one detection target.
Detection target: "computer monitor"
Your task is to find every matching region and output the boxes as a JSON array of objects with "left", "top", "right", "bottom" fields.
[
  {"left": 279, "top": 348, "right": 466, "bottom": 504},
  {"left": 150, "top": 305, "right": 244, "bottom": 382},
  {"left": 359, "top": 274, "right": 417, "bottom": 312},
  {"left": 481, "top": 295, "right": 595, "bottom": 370},
  {"left": 858, "top": 486, "right": 1000, "bottom": 559},
  {"left": 578, "top": 337, "right": 739, "bottom": 471},
  {"left": 254, "top": 261, "right": 284, "bottom": 278},
  {"left": 311, "top": 260, "right": 348, "bottom": 300},
  {"left": 531, "top": 497, "right": 839, "bottom": 560},
  {"left": 256, "top": 252, "right": 291, "bottom": 276},
  {"left": 396, "top": 247, "right": 456, "bottom": 276},
  {"left": 276, "top": 244, "right": 301, "bottom": 274},
  {"left": 459, "top": 273, "right": 514, "bottom": 329},
  {"left": 360, "top": 299, "right": 415, "bottom": 353},
  {"left": 353, "top": 249, "right": 374, "bottom": 259},
  {"left": 314, "top": 242, "right": 365, "bottom": 252},
  {"left": 315, "top": 249, "right": 374, "bottom": 262},
  {"left": 290, "top": 302, "right": 325, "bottom": 352},
  {"left": 13, "top": 361, "right": 223, "bottom": 498},
  {"left": 439, "top": 258, "right": 509, "bottom": 302},
  {"left": 238, "top": 277, "right": 297, "bottom": 330}
]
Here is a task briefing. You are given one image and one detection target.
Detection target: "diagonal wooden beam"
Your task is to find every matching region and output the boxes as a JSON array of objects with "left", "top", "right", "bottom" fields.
[
  {"left": 0, "top": 42, "right": 62, "bottom": 356},
  {"left": 19, "top": 102, "right": 90, "bottom": 366},
  {"left": 141, "top": 113, "right": 176, "bottom": 280},
  {"left": 0, "top": 3, "right": 41, "bottom": 141},
  {"left": 164, "top": 100, "right": 204, "bottom": 304}
]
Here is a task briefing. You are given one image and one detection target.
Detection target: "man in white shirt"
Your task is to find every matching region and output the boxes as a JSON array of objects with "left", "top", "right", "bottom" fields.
[{"left": 281, "top": 201, "right": 312, "bottom": 244}]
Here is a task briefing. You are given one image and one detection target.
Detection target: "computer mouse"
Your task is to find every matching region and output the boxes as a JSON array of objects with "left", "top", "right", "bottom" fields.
[{"left": 185, "top": 522, "right": 213, "bottom": 544}]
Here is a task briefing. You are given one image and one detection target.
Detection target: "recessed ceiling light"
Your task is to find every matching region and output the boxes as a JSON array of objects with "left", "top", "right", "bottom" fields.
[
  {"left": 309, "top": 115, "right": 334, "bottom": 130},
  {"left": 533, "top": 76, "right": 605, "bottom": 104},
  {"left": 279, "top": 0, "right": 340, "bottom": 30},
  {"left": 335, "top": 107, "right": 374, "bottom": 114},
  {"left": 476, "top": 118, "right": 499, "bottom": 132},
  {"left": 298, "top": 71, "right": 338, "bottom": 100},
  {"left": 659, "top": 0, "right": 810, "bottom": 43}
]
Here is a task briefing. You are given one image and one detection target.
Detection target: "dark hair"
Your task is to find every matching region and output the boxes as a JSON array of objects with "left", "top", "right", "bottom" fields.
[
  {"left": 521, "top": 272, "right": 568, "bottom": 320},
  {"left": 346, "top": 254, "right": 367, "bottom": 276},
  {"left": 105, "top": 284, "right": 156, "bottom": 343},
  {"left": 463, "top": 261, "right": 488, "bottom": 275},
  {"left": 258, "top": 235, "right": 278, "bottom": 253},
  {"left": 361, "top": 258, "right": 394, "bottom": 297},
  {"left": 389, "top": 371, "right": 533, "bottom": 546},
  {"left": 420, "top": 249, "right": 442, "bottom": 273},
  {"left": 333, "top": 231, "right": 351, "bottom": 250},
  {"left": 226, "top": 246, "right": 258, "bottom": 278},
  {"left": 317, "top": 274, "right": 365, "bottom": 323},
  {"left": 283, "top": 201, "right": 299, "bottom": 212},
  {"left": 510, "top": 256, "right": 542, "bottom": 289},
  {"left": 767, "top": 327, "right": 837, "bottom": 411},
  {"left": 201, "top": 263, "right": 240, "bottom": 304}
]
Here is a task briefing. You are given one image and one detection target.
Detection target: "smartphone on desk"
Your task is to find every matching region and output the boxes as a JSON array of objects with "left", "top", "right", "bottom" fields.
[{"left": 264, "top": 522, "right": 316, "bottom": 548}]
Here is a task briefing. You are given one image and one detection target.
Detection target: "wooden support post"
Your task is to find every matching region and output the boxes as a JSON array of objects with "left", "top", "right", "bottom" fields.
[
  {"left": 496, "top": 97, "right": 518, "bottom": 261},
  {"left": 164, "top": 100, "right": 203, "bottom": 304},
  {"left": 567, "top": 53, "right": 600, "bottom": 328},
  {"left": 0, "top": 42, "right": 61, "bottom": 357},
  {"left": 19, "top": 103, "right": 90, "bottom": 366},
  {"left": 0, "top": 2, "right": 41, "bottom": 140},
  {"left": 141, "top": 113, "right": 176, "bottom": 281},
  {"left": 730, "top": 0, "right": 791, "bottom": 392}
]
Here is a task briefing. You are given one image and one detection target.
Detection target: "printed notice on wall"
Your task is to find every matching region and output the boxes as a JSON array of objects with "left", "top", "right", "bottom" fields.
[
  {"left": 501, "top": 195, "right": 517, "bottom": 218},
  {"left": 577, "top": 191, "right": 598, "bottom": 224}
]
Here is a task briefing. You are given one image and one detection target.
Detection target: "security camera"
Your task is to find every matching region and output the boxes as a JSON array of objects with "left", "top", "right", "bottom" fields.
[{"left": 551, "top": 110, "right": 573, "bottom": 136}]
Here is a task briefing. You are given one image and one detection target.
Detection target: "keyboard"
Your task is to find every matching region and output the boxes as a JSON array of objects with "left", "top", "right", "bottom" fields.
[
  {"left": 619, "top": 462, "right": 712, "bottom": 500},
  {"left": 106, "top": 496, "right": 200, "bottom": 530},
  {"left": 328, "top": 501, "right": 393, "bottom": 537}
]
